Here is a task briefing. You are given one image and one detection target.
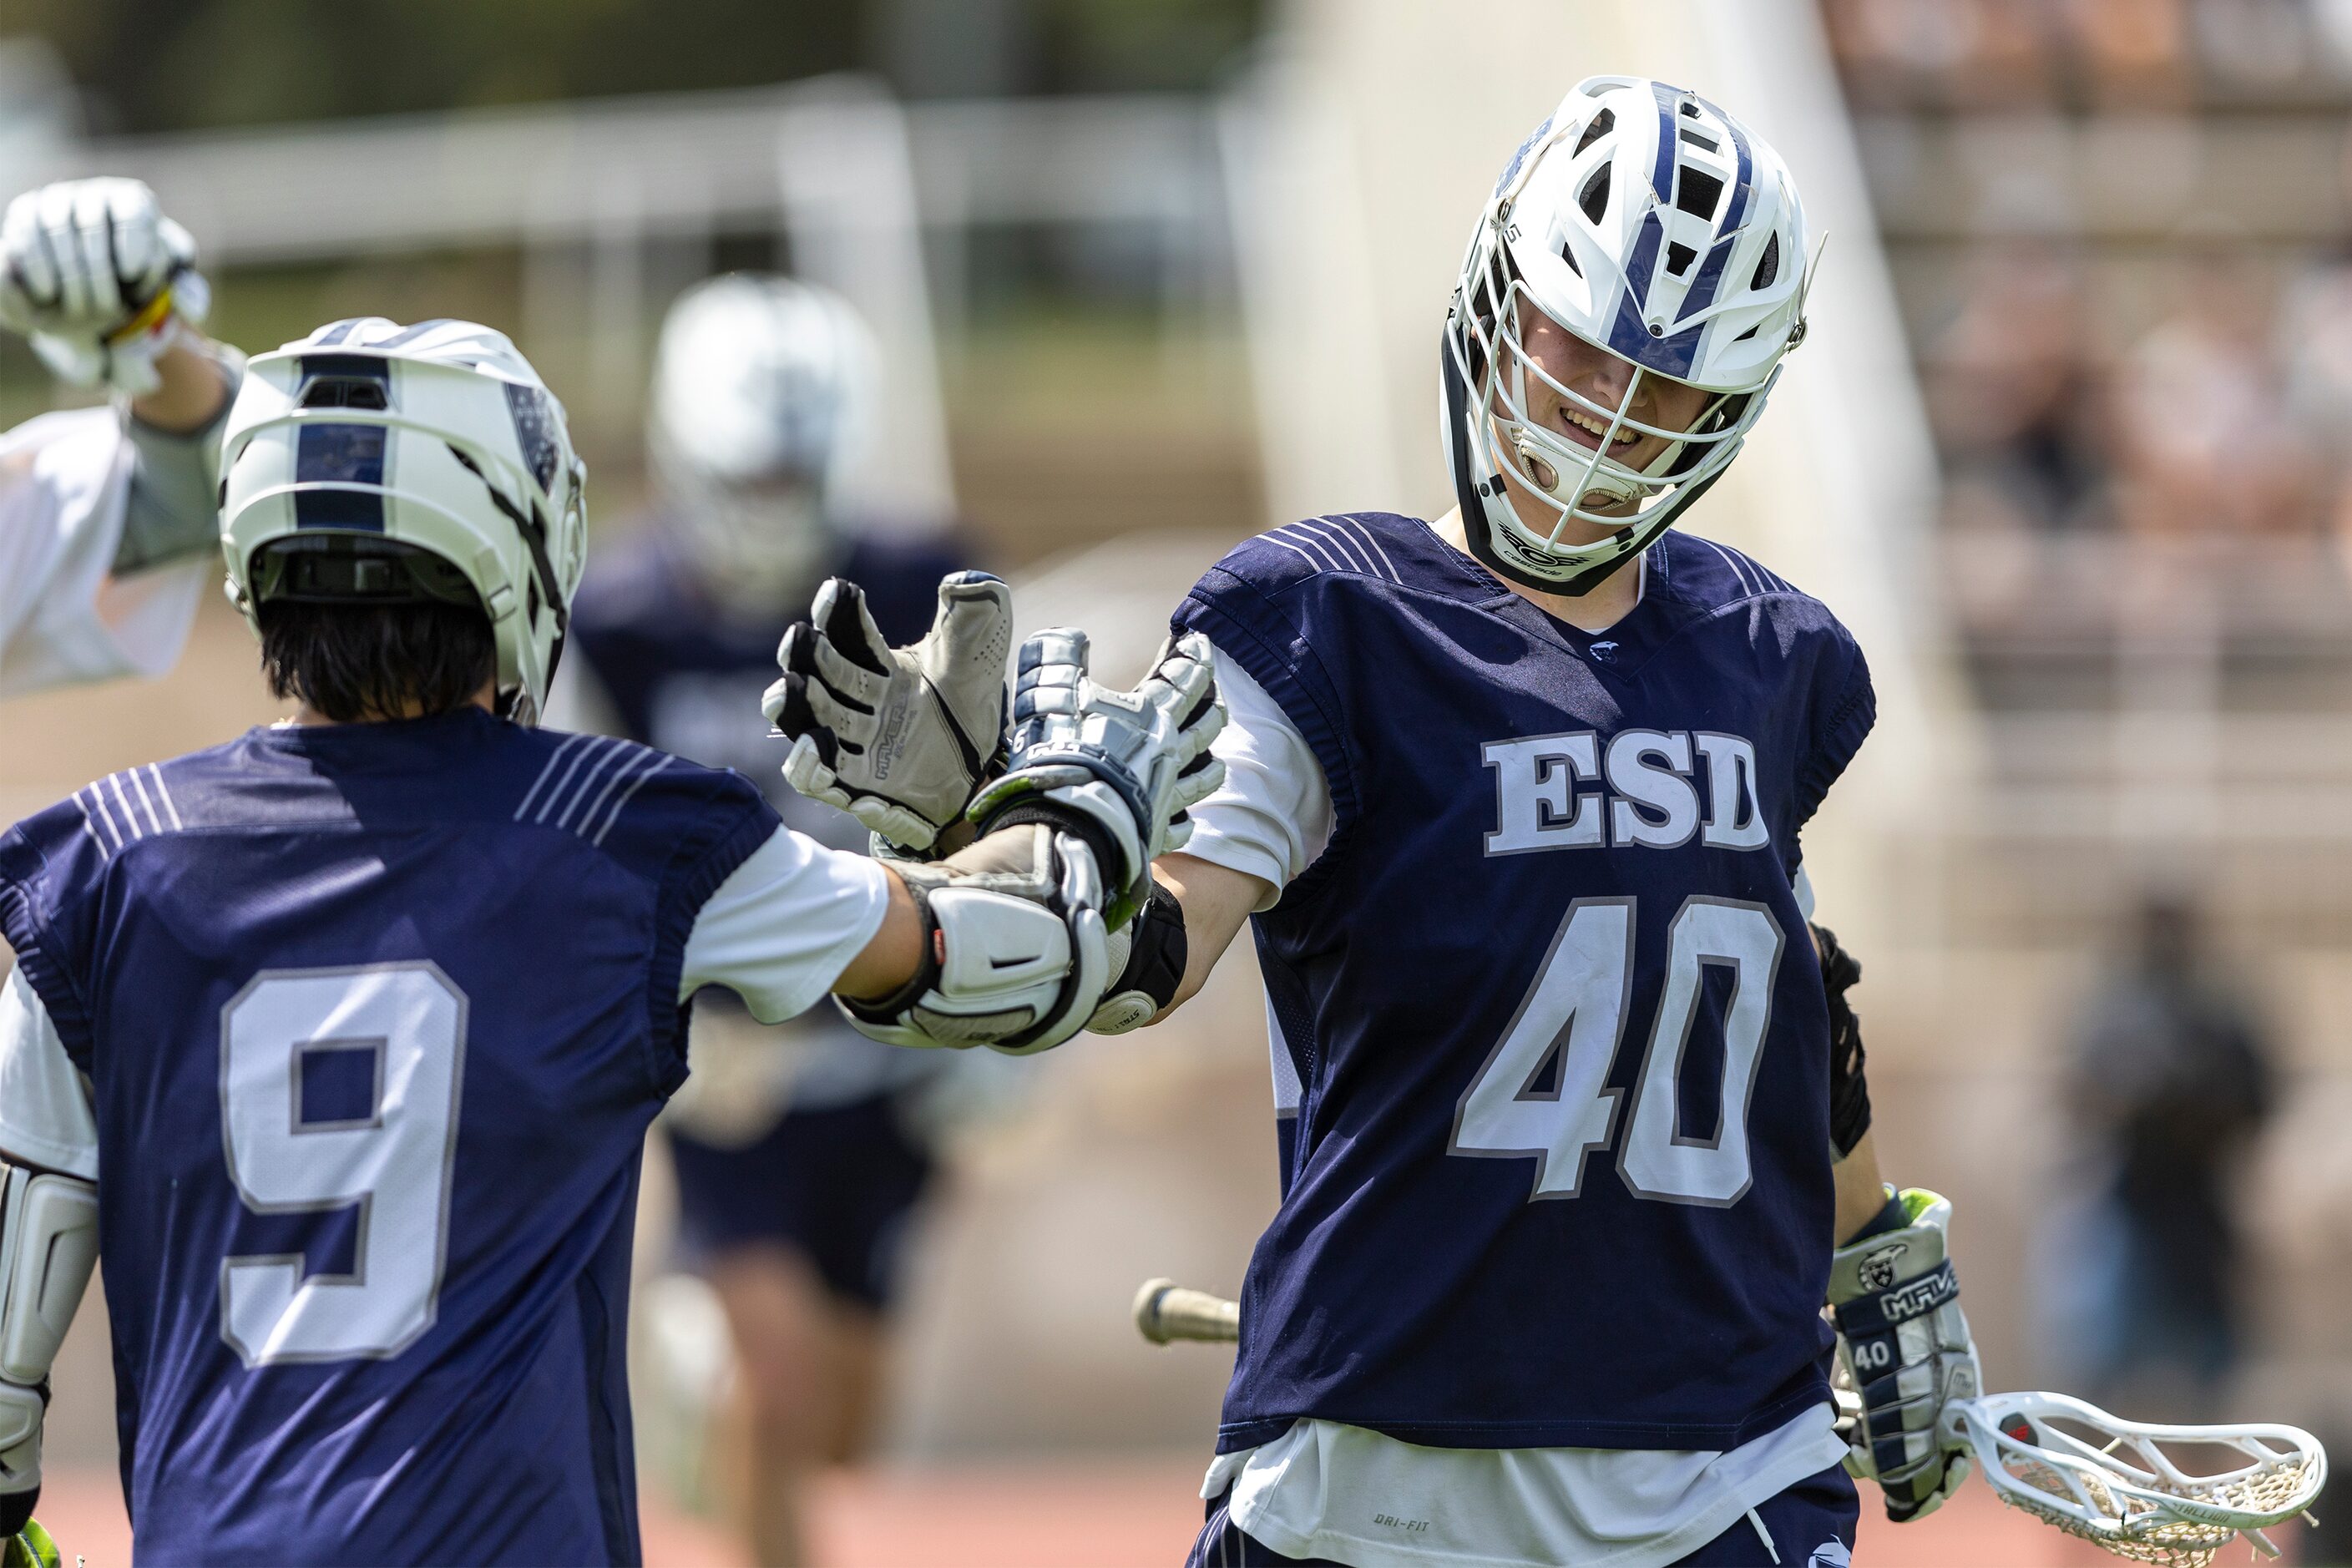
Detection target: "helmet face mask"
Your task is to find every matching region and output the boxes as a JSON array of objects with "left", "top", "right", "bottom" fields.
[
  {"left": 220, "top": 318, "right": 586, "bottom": 726},
  {"left": 1441, "top": 76, "right": 1811, "bottom": 594}
]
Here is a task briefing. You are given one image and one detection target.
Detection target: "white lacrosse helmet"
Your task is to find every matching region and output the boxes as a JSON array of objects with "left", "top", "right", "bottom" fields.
[
  {"left": 1441, "top": 76, "right": 1812, "bottom": 593},
  {"left": 220, "top": 317, "right": 588, "bottom": 725},
  {"left": 648, "top": 274, "right": 878, "bottom": 607}
]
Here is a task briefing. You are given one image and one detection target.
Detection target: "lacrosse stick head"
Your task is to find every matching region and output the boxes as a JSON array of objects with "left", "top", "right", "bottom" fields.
[{"left": 1945, "top": 1392, "right": 2326, "bottom": 1567}]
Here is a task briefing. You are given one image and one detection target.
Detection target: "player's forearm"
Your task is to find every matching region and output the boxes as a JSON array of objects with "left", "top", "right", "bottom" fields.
[
  {"left": 115, "top": 338, "right": 241, "bottom": 576},
  {"left": 832, "top": 867, "right": 926, "bottom": 1002},
  {"left": 1146, "top": 852, "right": 1266, "bottom": 1019},
  {"left": 128, "top": 336, "right": 231, "bottom": 433},
  {"left": 1833, "top": 1127, "right": 1887, "bottom": 1245}
]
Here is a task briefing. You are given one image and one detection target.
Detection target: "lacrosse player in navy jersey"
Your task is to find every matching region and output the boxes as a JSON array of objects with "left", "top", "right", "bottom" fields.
[
  {"left": 774, "top": 77, "right": 1983, "bottom": 1567},
  {"left": 556, "top": 275, "right": 981, "bottom": 1565},
  {"left": 0, "top": 315, "right": 1218, "bottom": 1566}
]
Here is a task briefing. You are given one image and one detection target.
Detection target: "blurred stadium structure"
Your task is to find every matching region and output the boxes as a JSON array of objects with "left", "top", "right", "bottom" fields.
[{"left": 13, "top": 0, "right": 2352, "bottom": 1562}]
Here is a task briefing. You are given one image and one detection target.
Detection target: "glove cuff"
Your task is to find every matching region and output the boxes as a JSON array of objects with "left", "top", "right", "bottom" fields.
[{"left": 974, "top": 781, "right": 1146, "bottom": 923}]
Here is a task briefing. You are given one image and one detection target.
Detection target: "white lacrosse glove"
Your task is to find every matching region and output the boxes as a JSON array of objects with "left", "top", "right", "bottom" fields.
[
  {"left": 1828, "top": 1186, "right": 1982, "bottom": 1524},
  {"left": 837, "top": 819, "right": 1110, "bottom": 1056},
  {"left": 968, "top": 629, "right": 1225, "bottom": 929},
  {"left": 766, "top": 572, "right": 1011, "bottom": 854},
  {"left": 0, "top": 178, "right": 210, "bottom": 397}
]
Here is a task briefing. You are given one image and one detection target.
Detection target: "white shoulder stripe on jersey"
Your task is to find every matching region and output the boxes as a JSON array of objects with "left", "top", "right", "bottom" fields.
[
  {"left": 120, "top": 770, "right": 164, "bottom": 837},
  {"left": 1268, "top": 518, "right": 1405, "bottom": 584},
  {"left": 575, "top": 745, "right": 661, "bottom": 838},
  {"left": 1262, "top": 534, "right": 1323, "bottom": 574},
  {"left": 589, "top": 753, "right": 672, "bottom": 847},
  {"left": 74, "top": 787, "right": 121, "bottom": 858},
  {"left": 526, "top": 734, "right": 616, "bottom": 825},
  {"left": 1297, "top": 522, "right": 1383, "bottom": 583},
  {"left": 549, "top": 737, "right": 635, "bottom": 830},
  {"left": 1696, "top": 535, "right": 1759, "bottom": 599},
  {"left": 107, "top": 774, "right": 151, "bottom": 839},
  {"left": 73, "top": 763, "right": 188, "bottom": 858},
  {"left": 1273, "top": 525, "right": 1350, "bottom": 577},
  {"left": 1338, "top": 517, "right": 1403, "bottom": 583},
  {"left": 532, "top": 734, "right": 615, "bottom": 824},
  {"left": 1291, "top": 518, "right": 1375, "bottom": 578},
  {"left": 513, "top": 731, "right": 594, "bottom": 822},
  {"left": 145, "top": 766, "right": 184, "bottom": 831}
]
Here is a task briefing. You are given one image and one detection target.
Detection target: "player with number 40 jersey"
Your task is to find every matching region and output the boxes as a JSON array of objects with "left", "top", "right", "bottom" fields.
[{"left": 771, "top": 74, "right": 1984, "bottom": 1568}]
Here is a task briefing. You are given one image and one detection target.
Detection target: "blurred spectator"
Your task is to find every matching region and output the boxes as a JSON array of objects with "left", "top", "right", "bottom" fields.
[
  {"left": 2061, "top": 892, "right": 2274, "bottom": 1411},
  {"left": 1822, "top": 0, "right": 2061, "bottom": 109},
  {"left": 2109, "top": 238, "right": 2320, "bottom": 539},
  {"left": 2065, "top": 0, "right": 2193, "bottom": 108},
  {"left": 1927, "top": 239, "right": 2114, "bottom": 536},
  {"left": 2187, "top": 0, "right": 2308, "bottom": 91}
]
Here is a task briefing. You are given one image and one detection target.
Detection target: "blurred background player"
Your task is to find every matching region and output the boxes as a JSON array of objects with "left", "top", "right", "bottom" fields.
[
  {"left": 553, "top": 273, "right": 979, "bottom": 1565},
  {"left": 0, "top": 176, "right": 236, "bottom": 697},
  {"left": 2056, "top": 889, "right": 2274, "bottom": 1419}
]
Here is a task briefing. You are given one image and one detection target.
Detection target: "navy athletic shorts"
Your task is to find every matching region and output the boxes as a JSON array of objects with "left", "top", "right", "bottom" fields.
[
  {"left": 667, "top": 1092, "right": 933, "bottom": 1310},
  {"left": 1186, "top": 1460, "right": 1858, "bottom": 1567}
]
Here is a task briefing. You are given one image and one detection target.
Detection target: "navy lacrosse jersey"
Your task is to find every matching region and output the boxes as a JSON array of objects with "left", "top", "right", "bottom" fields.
[
  {"left": 569, "top": 520, "right": 967, "bottom": 842},
  {"left": 1171, "top": 514, "right": 1875, "bottom": 1454},
  {"left": 0, "top": 709, "right": 781, "bottom": 1565}
]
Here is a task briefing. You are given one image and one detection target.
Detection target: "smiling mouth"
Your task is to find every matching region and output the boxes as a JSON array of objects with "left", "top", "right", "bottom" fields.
[{"left": 1557, "top": 402, "right": 1642, "bottom": 453}]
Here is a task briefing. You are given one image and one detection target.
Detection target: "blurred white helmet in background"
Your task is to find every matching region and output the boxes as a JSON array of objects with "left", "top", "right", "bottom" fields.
[
  {"left": 220, "top": 316, "right": 587, "bottom": 725},
  {"left": 648, "top": 274, "right": 879, "bottom": 609},
  {"left": 1441, "top": 75, "right": 1812, "bottom": 593}
]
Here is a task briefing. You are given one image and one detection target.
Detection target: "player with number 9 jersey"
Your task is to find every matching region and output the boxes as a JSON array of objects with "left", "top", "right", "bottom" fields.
[{"left": 0, "top": 319, "right": 939, "bottom": 1567}]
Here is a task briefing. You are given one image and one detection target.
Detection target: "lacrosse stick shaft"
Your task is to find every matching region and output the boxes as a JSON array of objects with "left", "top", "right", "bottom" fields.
[{"left": 1135, "top": 1278, "right": 1238, "bottom": 1344}]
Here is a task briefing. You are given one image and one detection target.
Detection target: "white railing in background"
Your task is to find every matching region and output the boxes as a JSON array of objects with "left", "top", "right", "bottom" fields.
[{"left": 1, "top": 74, "right": 1232, "bottom": 521}]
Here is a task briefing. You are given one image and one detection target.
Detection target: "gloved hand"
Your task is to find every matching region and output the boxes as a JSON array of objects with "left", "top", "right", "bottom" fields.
[
  {"left": 0, "top": 178, "right": 210, "bottom": 396},
  {"left": 969, "top": 628, "right": 1225, "bottom": 928},
  {"left": 1828, "top": 1186, "right": 1981, "bottom": 1523},
  {"left": 766, "top": 572, "right": 1011, "bottom": 854},
  {"left": 837, "top": 819, "right": 1110, "bottom": 1057}
]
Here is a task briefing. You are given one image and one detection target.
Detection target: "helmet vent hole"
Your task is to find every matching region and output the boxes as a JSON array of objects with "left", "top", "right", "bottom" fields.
[
  {"left": 1666, "top": 242, "right": 1697, "bottom": 276},
  {"left": 1556, "top": 240, "right": 1582, "bottom": 277},
  {"left": 1678, "top": 128, "right": 1719, "bottom": 153},
  {"left": 1579, "top": 164, "right": 1611, "bottom": 225},
  {"left": 1574, "top": 109, "right": 1615, "bottom": 157},
  {"left": 1751, "top": 233, "right": 1781, "bottom": 291},
  {"left": 1675, "top": 169, "right": 1723, "bottom": 220},
  {"left": 1680, "top": 101, "right": 1702, "bottom": 119},
  {"left": 299, "top": 379, "right": 387, "bottom": 412},
  {"left": 1734, "top": 324, "right": 1761, "bottom": 341}
]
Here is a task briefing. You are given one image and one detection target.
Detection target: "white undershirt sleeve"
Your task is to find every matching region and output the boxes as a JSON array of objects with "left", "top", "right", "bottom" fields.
[
  {"left": 0, "top": 966, "right": 99, "bottom": 1180},
  {"left": 1181, "top": 644, "right": 1335, "bottom": 913},
  {"left": 0, "top": 407, "right": 204, "bottom": 698},
  {"left": 678, "top": 825, "right": 893, "bottom": 1023}
]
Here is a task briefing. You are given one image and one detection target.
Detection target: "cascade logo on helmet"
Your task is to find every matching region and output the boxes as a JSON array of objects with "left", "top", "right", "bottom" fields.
[
  {"left": 1440, "top": 74, "right": 1813, "bottom": 594},
  {"left": 219, "top": 317, "right": 587, "bottom": 725}
]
